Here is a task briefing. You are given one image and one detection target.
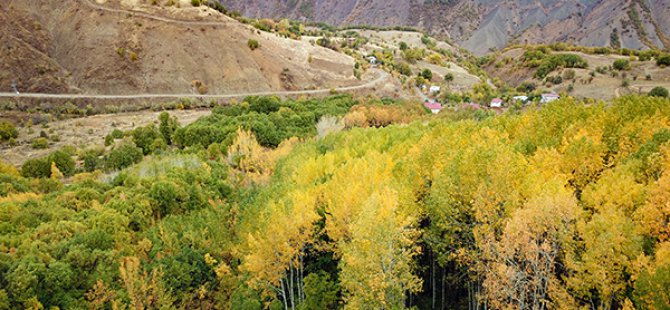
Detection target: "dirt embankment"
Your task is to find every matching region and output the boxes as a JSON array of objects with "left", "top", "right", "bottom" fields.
[{"left": 0, "top": 0, "right": 358, "bottom": 96}]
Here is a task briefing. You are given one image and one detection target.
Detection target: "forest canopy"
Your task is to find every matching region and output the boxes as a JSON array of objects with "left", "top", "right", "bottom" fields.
[{"left": 1, "top": 95, "right": 670, "bottom": 309}]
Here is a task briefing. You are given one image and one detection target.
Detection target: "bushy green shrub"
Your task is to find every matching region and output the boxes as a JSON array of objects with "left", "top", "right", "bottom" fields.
[
  {"left": 649, "top": 86, "right": 669, "bottom": 98},
  {"left": 0, "top": 121, "right": 18, "bottom": 141},
  {"left": 110, "top": 129, "right": 124, "bottom": 139},
  {"left": 174, "top": 95, "right": 358, "bottom": 149},
  {"left": 48, "top": 150, "right": 75, "bottom": 176},
  {"left": 535, "top": 54, "right": 588, "bottom": 79},
  {"left": 105, "top": 143, "right": 144, "bottom": 171},
  {"left": 613, "top": 59, "right": 630, "bottom": 70},
  {"left": 657, "top": 54, "right": 670, "bottom": 66},
  {"left": 21, "top": 158, "right": 51, "bottom": 178},
  {"left": 247, "top": 39, "right": 260, "bottom": 50},
  {"left": 419, "top": 69, "right": 433, "bottom": 81},
  {"left": 31, "top": 137, "right": 49, "bottom": 149},
  {"left": 20, "top": 150, "right": 75, "bottom": 178},
  {"left": 131, "top": 124, "right": 161, "bottom": 155}
]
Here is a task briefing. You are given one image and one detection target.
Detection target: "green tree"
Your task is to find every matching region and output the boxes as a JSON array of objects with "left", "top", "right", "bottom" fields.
[
  {"left": 299, "top": 272, "right": 339, "bottom": 310},
  {"left": 649, "top": 86, "right": 669, "bottom": 98},
  {"left": 657, "top": 54, "right": 670, "bottom": 66},
  {"left": 158, "top": 112, "right": 179, "bottom": 145},
  {"left": 613, "top": 59, "right": 630, "bottom": 70},
  {"left": 46, "top": 150, "right": 75, "bottom": 177},
  {"left": 106, "top": 143, "right": 143, "bottom": 170},
  {"left": 21, "top": 158, "right": 51, "bottom": 178},
  {"left": 420, "top": 68, "right": 433, "bottom": 81},
  {"left": 444, "top": 73, "right": 454, "bottom": 83},
  {"left": 132, "top": 125, "right": 161, "bottom": 155}
]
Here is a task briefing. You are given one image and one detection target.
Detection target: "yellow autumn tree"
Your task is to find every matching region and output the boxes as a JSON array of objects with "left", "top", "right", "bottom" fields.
[
  {"left": 339, "top": 189, "right": 422, "bottom": 309},
  {"left": 483, "top": 190, "right": 581, "bottom": 310},
  {"left": 241, "top": 189, "right": 320, "bottom": 309},
  {"left": 227, "top": 128, "right": 298, "bottom": 185}
]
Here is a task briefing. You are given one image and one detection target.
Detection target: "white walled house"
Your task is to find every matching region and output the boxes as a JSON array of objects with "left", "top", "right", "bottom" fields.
[
  {"left": 541, "top": 93, "right": 560, "bottom": 103},
  {"left": 490, "top": 98, "right": 503, "bottom": 108}
]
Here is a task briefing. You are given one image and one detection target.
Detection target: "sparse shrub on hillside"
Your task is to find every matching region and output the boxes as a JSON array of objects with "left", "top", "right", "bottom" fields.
[
  {"left": 517, "top": 82, "right": 536, "bottom": 93},
  {"left": 399, "top": 41, "right": 409, "bottom": 50},
  {"left": 444, "top": 73, "right": 454, "bottom": 83},
  {"left": 427, "top": 53, "right": 443, "bottom": 66},
  {"left": 649, "top": 86, "right": 669, "bottom": 98},
  {"left": 403, "top": 48, "right": 425, "bottom": 63},
  {"left": 31, "top": 137, "right": 49, "bottom": 149},
  {"left": 646, "top": 74, "right": 652, "bottom": 81},
  {"left": 247, "top": 39, "right": 260, "bottom": 50},
  {"left": 657, "top": 54, "right": 670, "bottom": 67},
  {"left": 395, "top": 62, "right": 412, "bottom": 76},
  {"left": 563, "top": 69, "right": 576, "bottom": 80},
  {"left": 613, "top": 59, "right": 630, "bottom": 71},
  {"left": 191, "top": 0, "right": 201, "bottom": 6},
  {"left": 116, "top": 47, "right": 125, "bottom": 58},
  {"left": 419, "top": 69, "right": 433, "bottom": 81},
  {"left": 191, "top": 80, "right": 209, "bottom": 95},
  {"left": 0, "top": 121, "right": 18, "bottom": 141},
  {"left": 547, "top": 75, "right": 563, "bottom": 85}
]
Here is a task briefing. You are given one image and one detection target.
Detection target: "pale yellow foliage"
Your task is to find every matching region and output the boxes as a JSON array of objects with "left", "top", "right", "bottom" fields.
[
  {"left": 0, "top": 160, "right": 19, "bottom": 177},
  {"left": 227, "top": 128, "right": 298, "bottom": 185}
]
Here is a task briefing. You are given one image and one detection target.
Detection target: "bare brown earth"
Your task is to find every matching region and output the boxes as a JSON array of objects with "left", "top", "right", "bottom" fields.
[
  {"left": 0, "top": 0, "right": 359, "bottom": 95},
  {"left": 0, "top": 109, "right": 208, "bottom": 167}
]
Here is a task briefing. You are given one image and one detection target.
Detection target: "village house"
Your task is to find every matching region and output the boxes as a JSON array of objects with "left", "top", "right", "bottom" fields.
[
  {"left": 424, "top": 101, "right": 443, "bottom": 114},
  {"left": 429, "top": 85, "right": 441, "bottom": 94},
  {"left": 490, "top": 98, "right": 503, "bottom": 108},
  {"left": 464, "top": 102, "right": 481, "bottom": 110},
  {"left": 512, "top": 95, "right": 528, "bottom": 102},
  {"left": 367, "top": 56, "right": 377, "bottom": 65},
  {"left": 541, "top": 93, "right": 560, "bottom": 103}
]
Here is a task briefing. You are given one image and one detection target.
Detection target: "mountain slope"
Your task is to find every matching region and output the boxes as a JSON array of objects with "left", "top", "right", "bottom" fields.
[
  {"left": 216, "top": 0, "right": 670, "bottom": 55},
  {"left": 0, "top": 0, "right": 358, "bottom": 95}
]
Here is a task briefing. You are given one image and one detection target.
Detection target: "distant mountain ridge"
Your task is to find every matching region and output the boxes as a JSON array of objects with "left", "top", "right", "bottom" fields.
[{"left": 216, "top": 0, "right": 670, "bottom": 55}]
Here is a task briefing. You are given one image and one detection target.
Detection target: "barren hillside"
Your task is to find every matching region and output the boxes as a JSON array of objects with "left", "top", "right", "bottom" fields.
[
  {"left": 216, "top": 0, "right": 670, "bottom": 55},
  {"left": 0, "top": 0, "right": 358, "bottom": 95}
]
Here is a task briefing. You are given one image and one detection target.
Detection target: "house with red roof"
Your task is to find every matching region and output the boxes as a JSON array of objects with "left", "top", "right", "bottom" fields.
[{"left": 424, "top": 101, "right": 443, "bottom": 114}]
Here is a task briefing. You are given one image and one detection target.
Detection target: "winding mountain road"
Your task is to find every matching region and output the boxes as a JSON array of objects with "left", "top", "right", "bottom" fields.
[
  {"left": 82, "top": 0, "right": 235, "bottom": 27},
  {"left": 0, "top": 70, "right": 389, "bottom": 100}
]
